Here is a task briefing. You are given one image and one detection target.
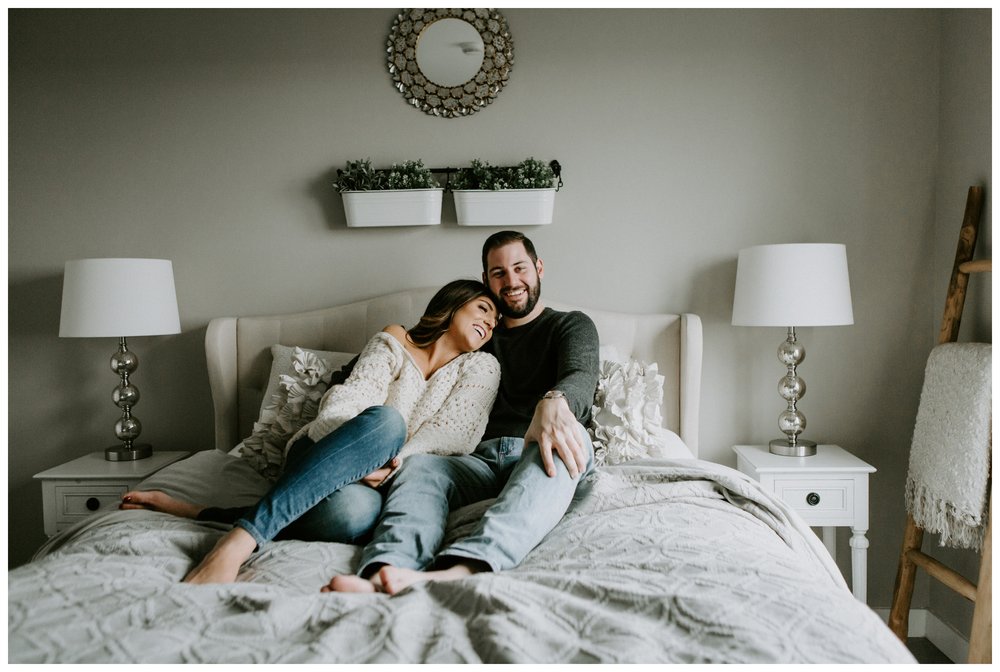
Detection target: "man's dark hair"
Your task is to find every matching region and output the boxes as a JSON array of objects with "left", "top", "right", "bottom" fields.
[{"left": 481, "top": 230, "right": 538, "bottom": 272}]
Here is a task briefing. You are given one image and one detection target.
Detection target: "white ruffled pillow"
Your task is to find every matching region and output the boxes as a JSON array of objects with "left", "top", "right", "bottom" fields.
[
  {"left": 238, "top": 346, "right": 354, "bottom": 480},
  {"left": 589, "top": 358, "right": 694, "bottom": 465}
]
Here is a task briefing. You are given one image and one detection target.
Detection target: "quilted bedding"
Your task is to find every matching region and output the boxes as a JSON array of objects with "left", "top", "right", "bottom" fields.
[{"left": 9, "top": 454, "right": 914, "bottom": 664}]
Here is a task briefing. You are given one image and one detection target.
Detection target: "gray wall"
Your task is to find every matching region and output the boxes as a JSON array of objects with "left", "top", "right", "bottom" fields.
[
  {"left": 8, "top": 7, "right": 990, "bottom": 631},
  {"left": 926, "top": 9, "right": 992, "bottom": 640}
]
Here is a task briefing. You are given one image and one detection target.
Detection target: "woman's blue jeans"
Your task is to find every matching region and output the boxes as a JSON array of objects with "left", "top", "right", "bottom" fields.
[{"left": 233, "top": 405, "right": 406, "bottom": 547}]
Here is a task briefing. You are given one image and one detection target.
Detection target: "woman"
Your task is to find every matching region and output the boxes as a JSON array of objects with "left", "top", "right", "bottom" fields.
[{"left": 121, "top": 279, "right": 500, "bottom": 584}]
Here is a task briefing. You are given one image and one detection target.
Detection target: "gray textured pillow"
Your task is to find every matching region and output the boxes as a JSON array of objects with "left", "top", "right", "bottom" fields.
[
  {"left": 133, "top": 346, "right": 357, "bottom": 506},
  {"left": 237, "top": 345, "right": 356, "bottom": 480},
  {"left": 259, "top": 345, "right": 357, "bottom": 419}
]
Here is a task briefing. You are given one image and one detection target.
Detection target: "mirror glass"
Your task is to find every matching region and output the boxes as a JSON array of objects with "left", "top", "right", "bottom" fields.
[
  {"left": 387, "top": 9, "right": 514, "bottom": 118},
  {"left": 416, "top": 18, "right": 484, "bottom": 88}
]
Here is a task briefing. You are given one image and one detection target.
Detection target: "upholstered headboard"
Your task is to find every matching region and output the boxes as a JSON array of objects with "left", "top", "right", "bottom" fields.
[{"left": 204, "top": 288, "right": 703, "bottom": 457}]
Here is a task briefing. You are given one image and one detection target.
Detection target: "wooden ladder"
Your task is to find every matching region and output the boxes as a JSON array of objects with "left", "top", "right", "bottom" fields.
[{"left": 887, "top": 185, "right": 992, "bottom": 663}]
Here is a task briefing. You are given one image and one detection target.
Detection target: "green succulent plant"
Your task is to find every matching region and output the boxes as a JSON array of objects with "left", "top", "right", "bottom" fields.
[
  {"left": 334, "top": 159, "right": 438, "bottom": 191},
  {"left": 450, "top": 158, "right": 556, "bottom": 191},
  {"left": 386, "top": 160, "right": 438, "bottom": 190}
]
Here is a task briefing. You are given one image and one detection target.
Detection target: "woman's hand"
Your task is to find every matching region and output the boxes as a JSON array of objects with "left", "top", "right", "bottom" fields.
[{"left": 359, "top": 457, "right": 401, "bottom": 488}]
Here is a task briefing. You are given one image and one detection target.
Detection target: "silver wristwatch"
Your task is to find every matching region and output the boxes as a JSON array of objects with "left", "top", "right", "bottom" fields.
[{"left": 541, "top": 390, "right": 567, "bottom": 401}]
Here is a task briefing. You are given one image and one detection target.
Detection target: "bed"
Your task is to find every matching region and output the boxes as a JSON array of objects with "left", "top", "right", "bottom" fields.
[{"left": 9, "top": 288, "right": 914, "bottom": 663}]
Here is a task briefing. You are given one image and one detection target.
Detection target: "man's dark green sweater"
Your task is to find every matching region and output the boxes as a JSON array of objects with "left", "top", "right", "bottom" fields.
[{"left": 482, "top": 307, "right": 600, "bottom": 441}]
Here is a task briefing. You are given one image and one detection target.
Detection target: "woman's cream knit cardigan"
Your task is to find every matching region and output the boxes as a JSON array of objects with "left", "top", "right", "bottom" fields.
[{"left": 291, "top": 332, "right": 501, "bottom": 461}]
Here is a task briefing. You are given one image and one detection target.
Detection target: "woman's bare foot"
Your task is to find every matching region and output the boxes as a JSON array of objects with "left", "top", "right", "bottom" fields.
[
  {"left": 378, "top": 563, "right": 477, "bottom": 595},
  {"left": 183, "top": 527, "right": 257, "bottom": 584},
  {"left": 120, "top": 490, "right": 204, "bottom": 519},
  {"left": 321, "top": 574, "right": 383, "bottom": 594}
]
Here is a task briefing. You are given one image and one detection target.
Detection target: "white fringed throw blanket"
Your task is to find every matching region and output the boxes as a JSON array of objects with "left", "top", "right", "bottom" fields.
[{"left": 905, "top": 342, "right": 992, "bottom": 550}]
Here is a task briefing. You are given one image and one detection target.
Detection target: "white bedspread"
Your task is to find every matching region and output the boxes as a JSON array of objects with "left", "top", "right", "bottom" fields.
[{"left": 9, "top": 456, "right": 913, "bottom": 663}]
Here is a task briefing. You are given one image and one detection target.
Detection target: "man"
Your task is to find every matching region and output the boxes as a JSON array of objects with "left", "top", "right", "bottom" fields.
[{"left": 327, "top": 230, "right": 599, "bottom": 594}]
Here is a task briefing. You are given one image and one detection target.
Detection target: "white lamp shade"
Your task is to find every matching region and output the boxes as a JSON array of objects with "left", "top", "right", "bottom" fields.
[
  {"left": 732, "top": 244, "right": 854, "bottom": 327},
  {"left": 59, "top": 258, "right": 181, "bottom": 337}
]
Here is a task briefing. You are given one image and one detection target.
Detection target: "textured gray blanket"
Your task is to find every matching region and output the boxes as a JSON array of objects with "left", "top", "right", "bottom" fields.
[{"left": 9, "top": 456, "right": 914, "bottom": 663}]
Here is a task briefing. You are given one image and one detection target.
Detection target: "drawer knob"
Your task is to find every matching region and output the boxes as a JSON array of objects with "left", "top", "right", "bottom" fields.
[
  {"left": 86, "top": 497, "right": 101, "bottom": 511},
  {"left": 806, "top": 492, "right": 821, "bottom": 506}
]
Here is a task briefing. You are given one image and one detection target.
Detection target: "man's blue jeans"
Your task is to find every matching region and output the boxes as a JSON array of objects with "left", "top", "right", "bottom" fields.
[
  {"left": 357, "top": 425, "right": 594, "bottom": 576},
  {"left": 234, "top": 405, "right": 406, "bottom": 547}
]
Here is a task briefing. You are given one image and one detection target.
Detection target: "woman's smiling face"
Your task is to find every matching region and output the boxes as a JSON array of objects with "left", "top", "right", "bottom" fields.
[{"left": 447, "top": 295, "right": 498, "bottom": 351}]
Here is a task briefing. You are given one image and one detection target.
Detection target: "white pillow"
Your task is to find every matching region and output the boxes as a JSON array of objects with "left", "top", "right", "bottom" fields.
[
  {"left": 237, "top": 345, "right": 356, "bottom": 480},
  {"left": 589, "top": 358, "right": 694, "bottom": 464}
]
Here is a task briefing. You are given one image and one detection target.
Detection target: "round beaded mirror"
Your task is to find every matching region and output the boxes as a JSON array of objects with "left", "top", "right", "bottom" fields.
[{"left": 387, "top": 8, "right": 514, "bottom": 118}]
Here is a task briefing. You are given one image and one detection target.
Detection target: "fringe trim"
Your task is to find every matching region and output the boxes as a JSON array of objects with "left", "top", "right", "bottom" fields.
[{"left": 904, "top": 476, "right": 987, "bottom": 551}]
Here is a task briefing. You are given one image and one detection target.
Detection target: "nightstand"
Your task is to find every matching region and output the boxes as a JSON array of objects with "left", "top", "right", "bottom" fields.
[
  {"left": 34, "top": 450, "right": 190, "bottom": 537},
  {"left": 732, "top": 444, "right": 876, "bottom": 603}
]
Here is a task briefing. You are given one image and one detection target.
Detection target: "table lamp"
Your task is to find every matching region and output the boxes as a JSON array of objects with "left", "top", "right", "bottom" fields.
[
  {"left": 59, "top": 258, "right": 181, "bottom": 461},
  {"left": 732, "top": 244, "right": 854, "bottom": 456}
]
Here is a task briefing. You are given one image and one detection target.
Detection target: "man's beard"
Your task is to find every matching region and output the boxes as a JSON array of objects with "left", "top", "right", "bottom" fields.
[{"left": 495, "top": 278, "right": 541, "bottom": 319}]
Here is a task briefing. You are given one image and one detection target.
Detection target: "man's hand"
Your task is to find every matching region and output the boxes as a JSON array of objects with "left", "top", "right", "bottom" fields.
[
  {"left": 524, "top": 397, "right": 587, "bottom": 479},
  {"left": 359, "top": 457, "right": 401, "bottom": 488}
]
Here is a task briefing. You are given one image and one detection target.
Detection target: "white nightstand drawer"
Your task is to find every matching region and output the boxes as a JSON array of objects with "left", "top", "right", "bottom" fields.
[
  {"left": 774, "top": 478, "right": 855, "bottom": 524},
  {"left": 57, "top": 484, "right": 129, "bottom": 517},
  {"left": 732, "top": 444, "right": 876, "bottom": 603},
  {"left": 35, "top": 451, "right": 192, "bottom": 537}
]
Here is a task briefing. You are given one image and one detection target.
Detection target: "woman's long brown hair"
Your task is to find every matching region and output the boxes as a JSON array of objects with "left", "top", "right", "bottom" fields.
[{"left": 407, "top": 279, "right": 493, "bottom": 348}]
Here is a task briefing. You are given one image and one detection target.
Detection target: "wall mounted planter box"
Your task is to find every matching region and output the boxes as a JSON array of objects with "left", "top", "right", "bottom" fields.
[
  {"left": 453, "top": 188, "right": 556, "bottom": 226},
  {"left": 341, "top": 189, "right": 443, "bottom": 227}
]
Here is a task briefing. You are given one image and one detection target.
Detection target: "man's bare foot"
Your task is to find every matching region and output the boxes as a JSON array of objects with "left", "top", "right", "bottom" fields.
[
  {"left": 321, "top": 574, "right": 384, "bottom": 594},
  {"left": 320, "top": 561, "right": 485, "bottom": 595},
  {"left": 183, "top": 527, "right": 257, "bottom": 584},
  {"left": 378, "top": 563, "right": 478, "bottom": 595},
  {"left": 120, "top": 490, "right": 204, "bottom": 519}
]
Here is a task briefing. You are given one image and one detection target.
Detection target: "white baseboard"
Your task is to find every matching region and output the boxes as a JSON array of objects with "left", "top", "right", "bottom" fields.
[
  {"left": 874, "top": 608, "right": 969, "bottom": 663},
  {"left": 925, "top": 612, "right": 970, "bottom": 664}
]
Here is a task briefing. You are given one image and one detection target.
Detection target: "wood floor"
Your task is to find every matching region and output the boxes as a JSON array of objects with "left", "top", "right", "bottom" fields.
[{"left": 907, "top": 638, "right": 952, "bottom": 664}]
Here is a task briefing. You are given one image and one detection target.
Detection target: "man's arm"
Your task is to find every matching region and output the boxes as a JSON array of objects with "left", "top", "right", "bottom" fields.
[{"left": 525, "top": 312, "right": 599, "bottom": 478}]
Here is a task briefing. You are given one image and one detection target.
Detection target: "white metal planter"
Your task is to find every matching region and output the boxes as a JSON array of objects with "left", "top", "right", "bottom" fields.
[
  {"left": 341, "top": 189, "right": 443, "bottom": 227},
  {"left": 453, "top": 188, "right": 556, "bottom": 226}
]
